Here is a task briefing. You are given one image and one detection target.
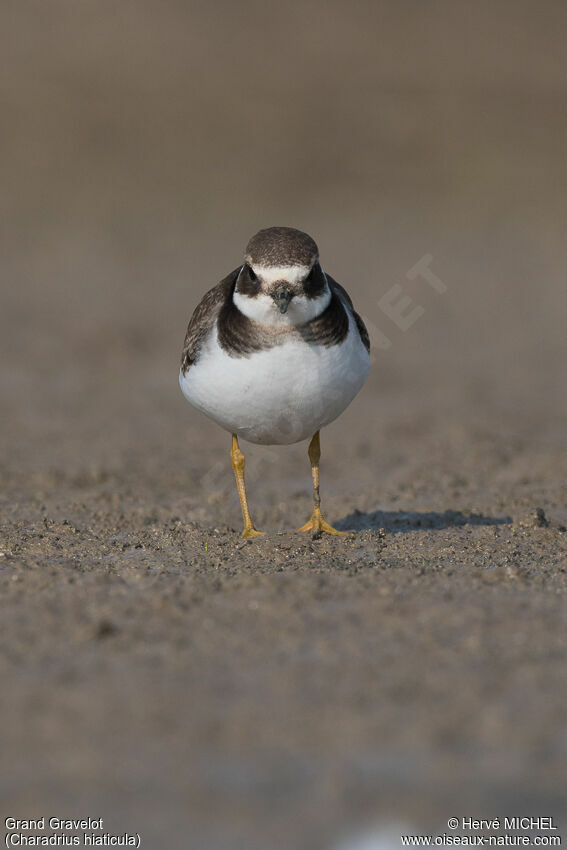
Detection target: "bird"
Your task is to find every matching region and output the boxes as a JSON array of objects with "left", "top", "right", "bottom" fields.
[{"left": 179, "top": 226, "right": 370, "bottom": 539}]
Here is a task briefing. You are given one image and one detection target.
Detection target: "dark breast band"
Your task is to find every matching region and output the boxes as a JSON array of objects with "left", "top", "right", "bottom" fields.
[{"left": 217, "top": 288, "right": 350, "bottom": 357}]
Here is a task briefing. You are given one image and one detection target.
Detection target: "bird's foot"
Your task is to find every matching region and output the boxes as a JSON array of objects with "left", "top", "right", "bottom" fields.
[
  {"left": 295, "top": 508, "right": 353, "bottom": 539},
  {"left": 241, "top": 524, "right": 265, "bottom": 539}
]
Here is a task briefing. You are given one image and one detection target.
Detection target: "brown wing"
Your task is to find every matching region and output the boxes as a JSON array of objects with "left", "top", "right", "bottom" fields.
[
  {"left": 326, "top": 274, "right": 370, "bottom": 353},
  {"left": 180, "top": 267, "right": 240, "bottom": 374}
]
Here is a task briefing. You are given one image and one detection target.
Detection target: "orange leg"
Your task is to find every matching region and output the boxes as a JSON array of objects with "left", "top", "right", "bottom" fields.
[
  {"left": 295, "top": 431, "right": 352, "bottom": 538},
  {"left": 230, "top": 434, "right": 264, "bottom": 539}
]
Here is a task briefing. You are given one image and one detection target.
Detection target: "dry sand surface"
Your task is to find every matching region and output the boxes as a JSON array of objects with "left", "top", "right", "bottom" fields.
[{"left": 1, "top": 2, "right": 567, "bottom": 848}]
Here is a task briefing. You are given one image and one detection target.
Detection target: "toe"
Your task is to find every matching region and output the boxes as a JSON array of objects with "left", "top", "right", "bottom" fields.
[
  {"left": 319, "top": 519, "right": 353, "bottom": 537},
  {"left": 295, "top": 513, "right": 353, "bottom": 537},
  {"left": 242, "top": 527, "right": 265, "bottom": 539}
]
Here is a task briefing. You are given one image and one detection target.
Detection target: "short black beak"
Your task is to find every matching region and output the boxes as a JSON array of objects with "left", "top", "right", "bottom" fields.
[{"left": 273, "top": 284, "right": 294, "bottom": 314}]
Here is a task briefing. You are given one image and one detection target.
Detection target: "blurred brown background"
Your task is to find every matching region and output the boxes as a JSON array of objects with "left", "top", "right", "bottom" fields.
[
  {"left": 2, "top": 0, "right": 567, "bottom": 474},
  {"left": 1, "top": 2, "right": 567, "bottom": 849}
]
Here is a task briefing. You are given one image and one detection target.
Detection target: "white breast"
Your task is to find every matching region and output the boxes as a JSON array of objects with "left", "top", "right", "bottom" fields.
[{"left": 179, "top": 314, "right": 369, "bottom": 445}]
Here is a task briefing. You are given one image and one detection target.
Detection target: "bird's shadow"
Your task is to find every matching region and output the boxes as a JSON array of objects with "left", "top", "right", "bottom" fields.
[{"left": 338, "top": 508, "right": 512, "bottom": 535}]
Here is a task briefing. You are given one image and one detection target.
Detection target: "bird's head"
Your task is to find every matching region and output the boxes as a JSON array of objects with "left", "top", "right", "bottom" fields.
[{"left": 234, "top": 227, "right": 330, "bottom": 326}]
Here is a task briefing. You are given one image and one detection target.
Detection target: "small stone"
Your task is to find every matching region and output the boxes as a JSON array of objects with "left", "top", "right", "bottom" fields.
[
  {"left": 94, "top": 619, "right": 118, "bottom": 639},
  {"left": 515, "top": 507, "right": 549, "bottom": 529},
  {"left": 533, "top": 507, "right": 549, "bottom": 527}
]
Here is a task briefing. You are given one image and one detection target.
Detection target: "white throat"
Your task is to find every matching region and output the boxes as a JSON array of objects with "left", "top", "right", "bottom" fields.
[{"left": 234, "top": 264, "right": 331, "bottom": 327}]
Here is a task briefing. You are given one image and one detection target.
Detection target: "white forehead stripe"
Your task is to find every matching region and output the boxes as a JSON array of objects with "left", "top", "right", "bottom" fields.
[{"left": 251, "top": 264, "right": 310, "bottom": 285}]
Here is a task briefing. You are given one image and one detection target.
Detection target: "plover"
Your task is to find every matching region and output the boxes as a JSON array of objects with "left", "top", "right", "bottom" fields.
[{"left": 179, "top": 226, "right": 370, "bottom": 538}]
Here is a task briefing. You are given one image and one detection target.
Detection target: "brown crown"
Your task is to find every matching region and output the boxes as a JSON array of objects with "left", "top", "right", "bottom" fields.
[{"left": 245, "top": 227, "right": 319, "bottom": 267}]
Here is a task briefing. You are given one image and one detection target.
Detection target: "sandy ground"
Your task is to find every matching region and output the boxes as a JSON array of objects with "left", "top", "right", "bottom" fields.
[{"left": 1, "top": 2, "right": 567, "bottom": 848}]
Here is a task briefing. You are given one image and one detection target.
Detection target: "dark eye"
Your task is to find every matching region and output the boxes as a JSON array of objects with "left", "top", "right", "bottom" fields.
[
  {"left": 303, "top": 262, "right": 325, "bottom": 297},
  {"left": 248, "top": 265, "right": 257, "bottom": 281}
]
